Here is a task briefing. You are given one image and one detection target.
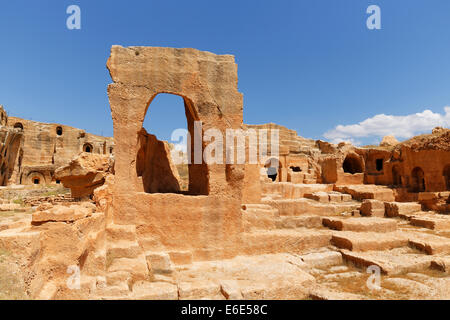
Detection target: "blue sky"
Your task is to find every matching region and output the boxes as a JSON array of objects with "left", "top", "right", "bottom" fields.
[{"left": 1, "top": 1, "right": 450, "bottom": 145}]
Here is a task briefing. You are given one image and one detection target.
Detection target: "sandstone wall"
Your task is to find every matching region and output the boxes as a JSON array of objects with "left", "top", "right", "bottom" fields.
[{"left": 6, "top": 116, "right": 113, "bottom": 185}]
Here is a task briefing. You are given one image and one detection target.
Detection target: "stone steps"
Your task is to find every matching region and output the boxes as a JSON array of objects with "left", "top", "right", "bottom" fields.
[
  {"left": 132, "top": 281, "right": 179, "bottom": 300},
  {"left": 242, "top": 203, "right": 279, "bottom": 231},
  {"left": 138, "top": 236, "right": 166, "bottom": 252},
  {"left": 299, "top": 251, "right": 343, "bottom": 268},
  {"left": 107, "top": 254, "right": 149, "bottom": 280},
  {"left": 95, "top": 281, "right": 131, "bottom": 299},
  {"left": 106, "top": 224, "right": 136, "bottom": 242},
  {"left": 331, "top": 231, "right": 409, "bottom": 251},
  {"left": 276, "top": 215, "right": 322, "bottom": 229},
  {"left": 262, "top": 198, "right": 360, "bottom": 216},
  {"left": 242, "top": 228, "right": 332, "bottom": 255},
  {"left": 430, "top": 257, "right": 450, "bottom": 273},
  {"left": 410, "top": 214, "right": 450, "bottom": 231},
  {"left": 340, "top": 248, "right": 434, "bottom": 275},
  {"left": 408, "top": 232, "right": 450, "bottom": 255},
  {"left": 334, "top": 185, "right": 395, "bottom": 202},
  {"left": 385, "top": 202, "right": 422, "bottom": 218},
  {"left": 106, "top": 240, "right": 141, "bottom": 259},
  {"left": 322, "top": 217, "right": 397, "bottom": 233},
  {"left": 145, "top": 251, "right": 174, "bottom": 274},
  {"left": 360, "top": 199, "right": 385, "bottom": 217},
  {"left": 305, "top": 192, "right": 352, "bottom": 204}
]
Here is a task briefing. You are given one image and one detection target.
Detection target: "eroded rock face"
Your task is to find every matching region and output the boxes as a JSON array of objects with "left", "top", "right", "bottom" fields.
[
  {"left": 380, "top": 135, "right": 399, "bottom": 147},
  {"left": 136, "top": 129, "right": 181, "bottom": 193},
  {"left": 6, "top": 113, "right": 113, "bottom": 186},
  {"left": 32, "top": 203, "right": 95, "bottom": 223},
  {"left": 0, "top": 106, "right": 22, "bottom": 186},
  {"left": 55, "top": 153, "right": 114, "bottom": 199}
]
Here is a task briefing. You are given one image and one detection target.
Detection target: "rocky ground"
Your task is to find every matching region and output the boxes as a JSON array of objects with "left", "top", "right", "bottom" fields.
[{"left": 1, "top": 183, "right": 450, "bottom": 300}]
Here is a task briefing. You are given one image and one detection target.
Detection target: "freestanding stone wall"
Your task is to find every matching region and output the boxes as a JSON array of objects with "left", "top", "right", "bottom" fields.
[{"left": 107, "top": 46, "right": 245, "bottom": 260}]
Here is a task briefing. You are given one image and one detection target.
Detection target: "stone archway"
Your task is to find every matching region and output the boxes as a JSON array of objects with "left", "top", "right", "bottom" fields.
[
  {"left": 136, "top": 93, "right": 206, "bottom": 194},
  {"left": 28, "top": 172, "right": 45, "bottom": 185},
  {"left": 106, "top": 46, "right": 244, "bottom": 257},
  {"left": 264, "top": 157, "right": 281, "bottom": 182},
  {"left": 83, "top": 143, "right": 93, "bottom": 153}
]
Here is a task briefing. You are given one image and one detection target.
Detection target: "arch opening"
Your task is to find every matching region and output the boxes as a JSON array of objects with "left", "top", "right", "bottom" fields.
[
  {"left": 83, "top": 143, "right": 93, "bottom": 153},
  {"left": 265, "top": 158, "right": 281, "bottom": 182},
  {"left": 14, "top": 122, "right": 23, "bottom": 131},
  {"left": 137, "top": 93, "right": 207, "bottom": 195},
  {"left": 343, "top": 155, "right": 363, "bottom": 174},
  {"left": 411, "top": 167, "right": 425, "bottom": 192},
  {"left": 56, "top": 126, "right": 63, "bottom": 136}
]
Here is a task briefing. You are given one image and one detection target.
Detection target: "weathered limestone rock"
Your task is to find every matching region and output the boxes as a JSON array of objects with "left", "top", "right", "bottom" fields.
[
  {"left": 145, "top": 252, "right": 173, "bottom": 274},
  {"left": 360, "top": 199, "right": 385, "bottom": 217},
  {"left": 430, "top": 257, "right": 450, "bottom": 273},
  {"left": 55, "top": 153, "right": 113, "bottom": 199},
  {"left": 178, "top": 280, "right": 222, "bottom": 300},
  {"left": 132, "top": 281, "right": 178, "bottom": 300},
  {"left": 322, "top": 217, "right": 397, "bottom": 233},
  {"left": 331, "top": 231, "right": 409, "bottom": 251},
  {"left": 410, "top": 214, "right": 450, "bottom": 231},
  {"left": 385, "top": 202, "right": 422, "bottom": 218},
  {"left": 340, "top": 248, "right": 433, "bottom": 275},
  {"left": 408, "top": 232, "right": 450, "bottom": 255},
  {"left": 32, "top": 204, "right": 94, "bottom": 223},
  {"left": 299, "top": 251, "right": 343, "bottom": 268},
  {"left": 380, "top": 135, "right": 399, "bottom": 147}
]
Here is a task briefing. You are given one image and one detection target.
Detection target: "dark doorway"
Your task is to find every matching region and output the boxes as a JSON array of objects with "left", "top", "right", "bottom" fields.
[
  {"left": 443, "top": 165, "right": 450, "bottom": 190},
  {"left": 411, "top": 167, "right": 425, "bottom": 192},
  {"left": 343, "top": 155, "right": 363, "bottom": 174},
  {"left": 376, "top": 159, "right": 384, "bottom": 171},
  {"left": 83, "top": 143, "right": 93, "bottom": 153},
  {"left": 14, "top": 123, "right": 23, "bottom": 131},
  {"left": 392, "top": 165, "right": 401, "bottom": 186}
]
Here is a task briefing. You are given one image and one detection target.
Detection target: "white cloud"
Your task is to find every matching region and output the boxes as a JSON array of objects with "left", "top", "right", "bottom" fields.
[{"left": 323, "top": 107, "right": 450, "bottom": 145}]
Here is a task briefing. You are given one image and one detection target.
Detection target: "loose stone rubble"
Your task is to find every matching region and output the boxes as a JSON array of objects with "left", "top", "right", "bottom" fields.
[{"left": 0, "top": 47, "right": 450, "bottom": 300}]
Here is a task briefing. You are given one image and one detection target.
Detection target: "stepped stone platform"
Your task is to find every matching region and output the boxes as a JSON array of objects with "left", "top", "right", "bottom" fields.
[
  {"left": 331, "top": 231, "right": 409, "bottom": 251},
  {"left": 340, "top": 248, "right": 434, "bottom": 275},
  {"left": 322, "top": 217, "right": 397, "bottom": 233},
  {"left": 334, "top": 185, "right": 395, "bottom": 202}
]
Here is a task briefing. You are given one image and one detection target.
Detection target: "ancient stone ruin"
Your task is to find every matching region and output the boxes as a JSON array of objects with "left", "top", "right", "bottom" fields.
[{"left": 1, "top": 47, "right": 450, "bottom": 300}]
